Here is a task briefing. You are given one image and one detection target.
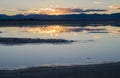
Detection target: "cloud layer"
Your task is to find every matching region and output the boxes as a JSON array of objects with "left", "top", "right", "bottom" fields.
[
  {"left": 17, "top": 8, "right": 107, "bottom": 15},
  {"left": 0, "top": 5, "right": 120, "bottom": 15},
  {"left": 109, "top": 4, "right": 120, "bottom": 9}
]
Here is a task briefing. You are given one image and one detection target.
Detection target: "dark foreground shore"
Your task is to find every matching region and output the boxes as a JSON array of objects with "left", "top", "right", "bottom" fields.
[{"left": 0, "top": 62, "right": 120, "bottom": 78}]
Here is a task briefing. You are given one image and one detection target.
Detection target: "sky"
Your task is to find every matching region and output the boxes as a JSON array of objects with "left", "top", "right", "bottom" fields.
[{"left": 0, "top": 0, "right": 120, "bottom": 15}]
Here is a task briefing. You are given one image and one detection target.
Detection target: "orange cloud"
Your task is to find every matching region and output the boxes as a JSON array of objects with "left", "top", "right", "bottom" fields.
[
  {"left": 17, "top": 8, "right": 107, "bottom": 15},
  {"left": 106, "top": 4, "right": 120, "bottom": 14},
  {"left": 109, "top": 4, "right": 120, "bottom": 9}
]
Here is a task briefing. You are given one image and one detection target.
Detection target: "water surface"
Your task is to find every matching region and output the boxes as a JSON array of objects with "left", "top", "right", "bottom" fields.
[{"left": 0, "top": 22, "right": 120, "bottom": 69}]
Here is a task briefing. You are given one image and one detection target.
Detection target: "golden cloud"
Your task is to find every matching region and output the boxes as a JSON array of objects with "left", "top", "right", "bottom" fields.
[
  {"left": 106, "top": 4, "right": 120, "bottom": 14},
  {"left": 17, "top": 8, "right": 107, "bottom": 15},
  {"left": 109, "top": 4, "right": 120, "bottom": 9}
]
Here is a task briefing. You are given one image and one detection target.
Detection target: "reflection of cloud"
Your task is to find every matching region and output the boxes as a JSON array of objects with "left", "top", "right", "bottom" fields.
[
  {"left": 22, "top": 25, "right": 120, "bottom": 35},
  {"left": 84, "top": 26, "right": 107, "bottom": 33},
  {"left": 24, "top": 26, "right": 108, "bottom": 36},
  {"left": 1, "top": 25, "right": 120, "bottom": 37},
  {"left": 24, "top": 26, "right": 70, "bottom": 36},
  {"left": 111, "top": 30, "right": 120, "bottom": 34},
  {"left": 93, "top": 36, "right": 102, "bottom": 39},
  {"left": 89, "top": 31, "right": 109, "bottom": 33},
  {"left": 85, "top": 26, "right": 120, "bottom": 35},
  {"left": 104, "top": 26, "right": 120, "bottom": 34}
]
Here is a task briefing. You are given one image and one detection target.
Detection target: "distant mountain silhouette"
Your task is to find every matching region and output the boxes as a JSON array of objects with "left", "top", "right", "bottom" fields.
[{"left": 0, "top": 13, "right": 120, "bottom": 20}]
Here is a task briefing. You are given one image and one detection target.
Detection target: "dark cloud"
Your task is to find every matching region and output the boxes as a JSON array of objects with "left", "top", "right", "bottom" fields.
[
  {"left": 83, "top": 9, "right": 107, "bottom": 12},
  {"left": 53, "top": 8, "right": 107, "bottom": 13},
  {"left": 70, "top": 8, "right": 107, "bottom": 13}
]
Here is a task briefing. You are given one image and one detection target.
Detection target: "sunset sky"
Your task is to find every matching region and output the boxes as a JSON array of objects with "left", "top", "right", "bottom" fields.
[{"left": 0, "top": 0, "right": 120, "bottom": 15}]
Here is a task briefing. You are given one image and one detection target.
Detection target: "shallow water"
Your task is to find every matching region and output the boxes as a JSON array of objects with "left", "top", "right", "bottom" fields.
[{"left": 0, "top": 22, "right": 120, "bottom": 69}]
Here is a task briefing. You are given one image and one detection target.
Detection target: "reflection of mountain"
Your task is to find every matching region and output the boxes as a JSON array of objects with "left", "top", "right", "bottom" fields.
[{"left": 0, "top": 13, "right": 120, "bottom": 20}]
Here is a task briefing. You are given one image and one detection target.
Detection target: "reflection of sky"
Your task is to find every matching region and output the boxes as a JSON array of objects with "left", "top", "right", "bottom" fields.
[
  {"left": 0, "top": 25, "right": 120, "bottom": 44},
  {"left": 0, "top": 25, "right": 120, "bottom": 69},
  {"left": 0, "top": 25, "right": 120, "bottom": 39}
]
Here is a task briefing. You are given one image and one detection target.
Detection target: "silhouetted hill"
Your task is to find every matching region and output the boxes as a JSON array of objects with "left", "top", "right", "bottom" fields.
[{"left": 0, "top": 13, "right": 120, "bottom": 20}]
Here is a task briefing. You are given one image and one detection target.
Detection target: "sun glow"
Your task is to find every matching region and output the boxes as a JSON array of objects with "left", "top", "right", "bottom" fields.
[
  {"left": 22, "top": 8, "right": 68, "bottom": 15},
  {"left": 42, "top": 8, "right": 67, "bottom": 15}
]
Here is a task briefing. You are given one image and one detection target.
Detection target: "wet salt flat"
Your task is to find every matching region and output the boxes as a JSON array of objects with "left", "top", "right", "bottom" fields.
[{"left": 0, "top": 22, "right": 120, "bottom": 69}]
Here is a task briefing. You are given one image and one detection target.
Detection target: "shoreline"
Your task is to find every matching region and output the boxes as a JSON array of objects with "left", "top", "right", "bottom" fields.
[{"left": 0, "top": 62, "right": 120, "bottom": 78}]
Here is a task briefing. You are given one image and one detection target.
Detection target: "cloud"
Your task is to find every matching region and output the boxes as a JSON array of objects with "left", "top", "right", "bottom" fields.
[
  {"left": 0, "top": 8, "right": 3, "bottom": 12},
  {"left": 94, "top": 2, "right": 102, "bottom": 4},
  {"left": 66, "top": 8, "right": 106, "bottom": 13},
  {"left": 109, "top": 4, "right": 120, "bottom": 9},
  {"left": 106, "top": 4, "right": 120, "bottom": 14},
  {"left": 17, "top": 8, "right": 107, "bottom": 15},
  {"left": 78, "top": 9, "right": 107, "bottom": 12},
  {"left": 17, "top": 9, "right": 28, "bottom": 11}
]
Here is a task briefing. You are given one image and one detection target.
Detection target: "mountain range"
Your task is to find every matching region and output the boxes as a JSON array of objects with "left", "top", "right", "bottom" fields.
[{"left": 0, "top": 13, "right": 120, "bottom": 20}]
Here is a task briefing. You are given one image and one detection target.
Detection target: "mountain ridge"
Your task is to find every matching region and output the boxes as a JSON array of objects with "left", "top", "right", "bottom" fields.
[{"left": 0, "top": 13, "right": 120, "bottom": 20}]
